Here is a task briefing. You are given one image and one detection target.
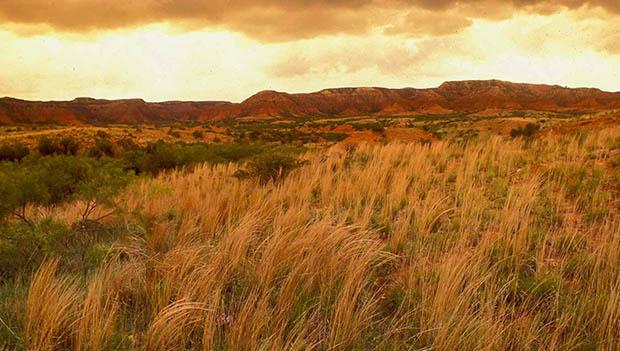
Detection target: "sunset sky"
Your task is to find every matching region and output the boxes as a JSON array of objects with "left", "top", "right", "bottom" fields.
[{"left": 1, "top": 0, "right": 620, "bottom": 102}]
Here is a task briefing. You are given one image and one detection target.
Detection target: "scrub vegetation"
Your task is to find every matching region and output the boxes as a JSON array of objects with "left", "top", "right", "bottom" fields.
[{"left": 1, "top": 124, "right": 620, "bottom": 350}]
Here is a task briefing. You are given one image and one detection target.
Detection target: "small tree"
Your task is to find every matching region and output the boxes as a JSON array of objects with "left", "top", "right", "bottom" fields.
[
  {"left": 0, "top": 157, "right": 132, "bottom": 224},
  {"left": 76, "top": 161, "right": 132, "bottom": 221},
  {"left": 0, "top": 167, "right": 50, "bottom": 226},
  {"left": 38, "top": 156, "right": 92, "bottom": 205}
]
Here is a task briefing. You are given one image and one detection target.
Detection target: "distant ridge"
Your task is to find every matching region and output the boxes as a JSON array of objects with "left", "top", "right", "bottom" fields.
[{"left": 2, "top": 80, "right": 620, "bottom": 125}]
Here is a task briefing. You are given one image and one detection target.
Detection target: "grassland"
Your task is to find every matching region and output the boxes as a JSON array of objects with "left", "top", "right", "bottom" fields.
[{"left": 1, "top": 117, "right": 620, "bottom": 350}]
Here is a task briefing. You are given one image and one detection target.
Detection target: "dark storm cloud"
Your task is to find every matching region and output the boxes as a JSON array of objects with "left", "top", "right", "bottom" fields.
[{"left": 0, "top": 0, "right": 618, "bottom": 41}]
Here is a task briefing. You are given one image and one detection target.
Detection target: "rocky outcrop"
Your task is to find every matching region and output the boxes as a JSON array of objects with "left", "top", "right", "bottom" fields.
[
  {"left": 0, "top": 97, "right": 231, "bottom": 125},
  {"left": 1, "top": 80, "right": 619, "bottom": 125}
]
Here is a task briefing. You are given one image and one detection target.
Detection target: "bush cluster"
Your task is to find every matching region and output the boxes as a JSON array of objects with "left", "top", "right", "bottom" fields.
[
  {"left": 1, "top": 137, "right": 302, "bottom": 225},
  {"left": 0, "top": 219, "right": 121, "bottom": 282},
  {"left": 510, "top": 123, "right": 541, "bottom": 138},
  {"left": 0, "top": 141, "right": 29, "bottom": 162},
  {"left": 238, "top": 129, "right": 321, "bottom": 144},
  {"left": 320, "top": 132, "right": 349, "bottom": 142},
  {"left": 0, "top": 156, "right": 131, "bottom": 224},
  {"left": 234, "top": 153, "right": 308, "bottom": 184},
  {"left": 37, "top": 136, "right": 80, "bottom": 156},
  {"left": 352, "top": 122, "right": 386, "bottom": 132},
  {"left": 192, "top": 130, "right": 204, "bottom": 139},
  {"left": 88, "top": 138, "right": 116, "bottom": 158},
  {"left": 122, "top": 141, "right": 275, "bottom": 175}
]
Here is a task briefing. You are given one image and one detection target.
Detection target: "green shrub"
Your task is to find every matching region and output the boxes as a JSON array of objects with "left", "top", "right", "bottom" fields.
[
  {"left": 145, "top": 141, "right": 181, "bottom": 172},
  {"left": 352, "top": 122, "right": 385, "bottom": 132},
  {"left": 0, "top": 218, "right": 122, "bottom": 283},
  {"left": 0, "top": 223, "right": 43, "bottom": 281},
  {"left": 234, "top": 153, "right": 308, "bottom": 184},
  {"left": 88, "top": 138, "right": 116, "bottom": 159},
  {"left": 117, "top": 137, "right": 139, "bottom": 151},
  {"left": 0, "top": 156, "right": 131, "bottom": 223},
  {"left": 122, "top": 150, "right": 150, "bottom": 174},
  {"left": 37, "top": 136, "right": 63, "bottom": 156},
  {"left": 209, "top": 143, "right": 268, "bottom": 162},
  {"left": 0, "top": 165, "right": 50, "bottom": 224},
  {"left": 75, "top": 161, "right": 133, "bottom": 221},
  {"left": 38, "top": 156, "right": 93, "bottom": 205},
  {"left": 59, "top": 136, "right": 79, "bottom": 155},
  {"left": 37, "top": 136, "right": 79, "bottom": 156},
  {"left": 0, "top": 141, "right": 29, "bottom": 162},
  {"left": 120, "top": 141, "right": 298, "bottom": 176},
  {"left": 320, "top": 132, "right": 348, "bottom": 142},
  {"left": 0, "top": 220, "right": 72, "bottom": 280},
  {"left": 192, "top": 130, "right": 204, "bottom": 139},
  {"left": 510, "top": 123, "right": 540, "bottom": 139}
]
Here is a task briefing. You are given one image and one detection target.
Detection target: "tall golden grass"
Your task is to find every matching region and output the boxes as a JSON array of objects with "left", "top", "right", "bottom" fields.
[{"left": 20, "top": 128, "right": 620, "bottom": 350}]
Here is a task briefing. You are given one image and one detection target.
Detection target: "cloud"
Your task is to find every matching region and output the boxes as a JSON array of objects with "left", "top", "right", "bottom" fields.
[
  {"left": 266, "top": 34, "right": 474, "bottom": 80},
  {"left": 2, "top": 9, "right": 620, "bottom": 103},
  {"left": 403, "top": 0, "right": 620, "bottom": 13},
  {"left": 0, "top": 27, "right": 275, "bottom": 102},
  {"left": 264, "top": 9, "right": 620, "bottom": 93},
  {"left": 383, "top": 9, "right": 474, "bottom": 36},
  {"left": 0, "top": 0, "right": 376, "bottom": 40},
  {"left": 1, "top": 0, "right": 619, "bottom": 41}
]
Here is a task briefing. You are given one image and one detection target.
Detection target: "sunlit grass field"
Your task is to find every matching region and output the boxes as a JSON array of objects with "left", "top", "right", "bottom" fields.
[{"left": 2, "top": 127, "right": 620, "bottom": 350}]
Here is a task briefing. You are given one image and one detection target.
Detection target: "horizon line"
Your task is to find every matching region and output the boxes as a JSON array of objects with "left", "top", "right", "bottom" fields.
[{"left": 1, "top": 79, "right": 617, "bottom": 104}]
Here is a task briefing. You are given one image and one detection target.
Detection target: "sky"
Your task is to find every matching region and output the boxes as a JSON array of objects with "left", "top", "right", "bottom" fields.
[{"left": 1, "top": 0, "right": 619, "bottom": 102}]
